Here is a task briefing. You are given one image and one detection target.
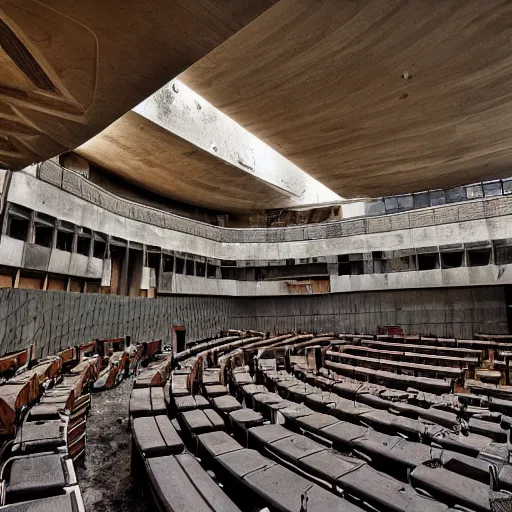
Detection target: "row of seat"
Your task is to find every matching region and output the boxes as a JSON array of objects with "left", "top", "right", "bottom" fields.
[
  {"left": 267, "top": 371, "right": 512, "bottom": 475},
  {"left": 249, "top": 423, "right": 449, "bottom": 512},
  {"left": 360, "top": 338, "right": 483, "bottom": 358},
  {"left": 0, "top": 335, "right": 165, "bottom": 511},
  {"left": 229, "top": 367, "right": 512, "bottom": 512},
  {"left": 325, "top": 349, "right": 465, "bottom": 379},
  {"left": 268, "top": 369, "right": 510, "bottom": 454},
  {"left": 197, "top": 430, "right": 364, "bottom": 512},
  {"left": 372, "top": 334, "right": 512, "bottom": 351},
  {"left": 165, "top": 360, "right": 368, "bottom": 511},
  {"left": 0, "top": 346, "right": 101, "bottom": 511},
  {"left": 324, "top": 359, "right": 454, "bottom": 393},
  {"left": 130, "top": 365, "right": 246, "bottom": 512},
  {"left": 341, "top": 344, "right": 479, "bottom": 369}
]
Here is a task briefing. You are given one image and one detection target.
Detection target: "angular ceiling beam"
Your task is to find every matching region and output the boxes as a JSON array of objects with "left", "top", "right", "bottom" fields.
[{"left": 133, "top": 80, "right": 342, "bottom": 209}]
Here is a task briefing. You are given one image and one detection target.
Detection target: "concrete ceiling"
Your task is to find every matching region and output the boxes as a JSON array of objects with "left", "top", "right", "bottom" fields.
[
  {"left": 181, "top": 0, "right": 512, "bottom": 198},
  {"left": 77, "top": 80, "right": 341, "bottom": 213},
  {"left": 76, "top": 111, "right": 294, "bottom": 213},
  {"left": 0, "top": 0, "right": 276, "bottom": 169}
]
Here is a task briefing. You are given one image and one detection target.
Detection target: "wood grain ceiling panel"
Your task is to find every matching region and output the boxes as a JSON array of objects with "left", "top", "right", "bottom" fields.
[
  {"left": 181, "top": 0, "right": 512, "bottom": 197},
  {"left": 0, "top": 0, "right": 277, "bottom": 169}
]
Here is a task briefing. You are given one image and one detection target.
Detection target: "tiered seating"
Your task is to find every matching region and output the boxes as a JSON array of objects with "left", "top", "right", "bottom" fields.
[
  {"left": 198, "top": 431, "right": 364, "bottom": 512},
  {"left": 342, "top": 344, "right": 479, "bottom": 369},
  {"left": 162, "top": 330, "right": 512, "bottom": 512},
  {"left": 248, "top": 424, "right": 448, "bottom": 512},
  {"left": 225, "top": 365, "right": 512, "bottom": 511},
  {"left": 146, "top": 453, "right": 241, "bottom": 512},
  {"left": 325, "top": 349, "right": 465, "bottom": 379},
  {"left": 272, "top": 369, "right": 510, "bottom": 454},
  {"left": 362, "top": 338, "right": 483, "bottom": 358},
  {"left": 129, "top": 348, "right": 255, "bottom": 512},
  {"left": 324, "top": 359, "right": 453, "bottom": 393},
  {"left": 0, "top": 340, "right": 108, "bottom": 510}
]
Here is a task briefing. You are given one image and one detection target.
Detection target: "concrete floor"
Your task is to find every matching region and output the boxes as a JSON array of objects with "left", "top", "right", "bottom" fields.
[{"left": 76, "top": 377, "right": 149, "bottom": 512}]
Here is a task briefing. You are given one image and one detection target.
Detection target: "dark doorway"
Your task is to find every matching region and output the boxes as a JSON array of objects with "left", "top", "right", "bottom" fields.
[
  {"left": 505, "top": 286, "right": 512, "bottom": 334},
  {"left": 172, "top": 326, "right": 186, "bottom": 354}
]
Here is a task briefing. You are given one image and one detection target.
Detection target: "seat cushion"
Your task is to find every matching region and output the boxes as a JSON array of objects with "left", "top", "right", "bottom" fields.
[
  {"left": 204, "top": 385, "right": 227, "bottom": 398},
  {"left": 244, "top": 464, "right": 362, "bottom": 512},
  {"left": 5, "top": 453, "right": 73, "bottom": 503},
  {"left": 410, "top": 465, "right": 505, "bottom": 512},
  {"left": 129, "top": 388, "right": 152, "bottom": 417},
  {"left": 229, "top": 408, "right": 264, "bottom": 426},
  {"left": 197, "top": 431, "right": 243, "bottom": 457},
  {"left": 175, "top": 395, "right": 209, "bottom": 412},
  {"left": 12, "top": 420, "right": 66, "bottom": 454},
  {"left": 132, "top": 416, "right": 184, "bottom": 457},
  {"left": 146, "top": 454, "right": 240, "bottom": 512},
  {"left": 0, "top": 488, "right": 83, "bottom": 511},
  {"left": 212, "top": 395, "right": 242, "bottom": 413},
  {"left": 181, "top": 409, "right": 225, "bottom": 435}
]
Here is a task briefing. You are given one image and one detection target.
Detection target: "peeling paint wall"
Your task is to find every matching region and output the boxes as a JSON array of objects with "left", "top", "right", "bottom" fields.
[{"left": 0, "top": 287, "right": 506, "bottom": 357}]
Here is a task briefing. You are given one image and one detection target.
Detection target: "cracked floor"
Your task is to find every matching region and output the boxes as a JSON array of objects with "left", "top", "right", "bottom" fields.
[{"left": 77, "top": 377, "right": 149, "bottom": 512}]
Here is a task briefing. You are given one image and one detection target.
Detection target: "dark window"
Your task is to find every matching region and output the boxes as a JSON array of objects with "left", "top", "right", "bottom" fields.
[
  {"left": 163, "top": 255, "right": 174, "bottom": 272},
  {"left": 147, "top": 252, "right": 161, "bottom": 270},
  {"left": 418, "top": 253, "right": 439, "bottom": 271},
  {"left": 255, "top": 268, "right": 265, "bottom": 281},
  {"left": 338, "top": 263, "right": 351, "bottom": 276},
  {"left": 8, "top": 218, "right": 29, "bottom": 241},
  {"left": 440, "top": 251, "right": 464, "bottom": 269},
  {"left": 429, "top": 190, "right": 446, "bottom": 206},
  {"left": 496, "top": 246, "right": 512, "bottom": 265},
  {"left": 397, "top": 194, "right": 413, "bottom": 211},
  {"left": 175, "top": 257, "right": 185, "bottom": 274},
  {"left": 350, "top": 261, "right": 364, "bottom": 275},
  {"left": 483, "top": 181, "right": 502, "bottom": 197},
  {"left": 221, "top": 267, "right": 238, "bottom": 280},
  {"left": 34, "top": 225, "right": 53, "bottom": 247},
  {"left": 185, "top": 259, "right": 194, "bottom": 276},
  {"left": 372, "top": 251, "right": 384, "bottom": 259},
  {"left": 413, "top": 192, "right": 429, "bottom": 209},
  {"left": 286, "top": 259, "right": 295, "bottom": 266},
  {"left": 384, "top": 196, "right": 399, "bottom": 213},
  {"left": 207, "top": 264, "right": 217, "bottom": 279},
  {"left": 56, "top": 230, "right": 74, "bottom": 252},
  {"left": 76, "top": 236, "right": 90, "bottom": 256},
  {"left": 467, "top": 248, "right": 491, "bottom": 267},
  {"left": 196, "top": 262, "right": 206, "bottom": 277},
  {"left": 446, "top": 187, "right": 467, "bottom": 203},
  {"left": 338, "top": 255, "right": 349, "bottom": 263},
  {"left": 93, "top": 239, "right": 106, "bottom": 259}
]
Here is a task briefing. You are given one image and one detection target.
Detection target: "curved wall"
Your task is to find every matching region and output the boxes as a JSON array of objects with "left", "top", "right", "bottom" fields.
[
  {"left": 0, "top": 163, "right": 511, "bottom": 298},
  {"left": 14, "top": 164, "right": 512, "bottom": 262},
  {"left": 0, "top": 286, "right": 506, "bottom": 357},
  {"left": 37, "top": 161, "right": 512, "bottom": 249}
]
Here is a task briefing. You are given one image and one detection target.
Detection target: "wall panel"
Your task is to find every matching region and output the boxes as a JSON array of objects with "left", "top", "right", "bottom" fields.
[{"left": 0, "top": 287, "right": 507, "bottom": 357}]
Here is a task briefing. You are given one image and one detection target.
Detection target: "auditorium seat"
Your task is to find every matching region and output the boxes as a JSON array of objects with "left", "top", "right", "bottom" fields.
[
  {"left": 146, "top": 453, "right": 241, "bottom": 512},
  {"left": 131, "top": 415, "right": 184, "bottom": 458}
]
